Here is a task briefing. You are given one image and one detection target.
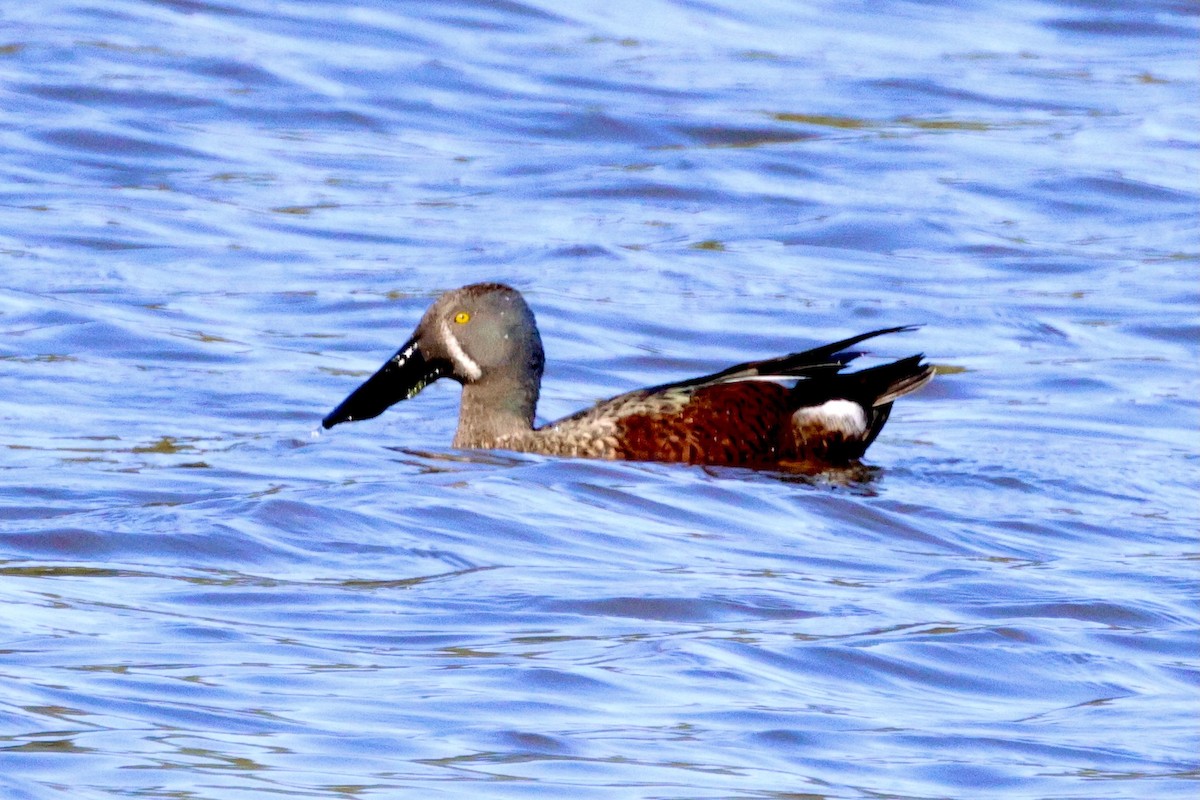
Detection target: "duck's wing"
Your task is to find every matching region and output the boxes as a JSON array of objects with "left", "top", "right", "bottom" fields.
[
  {"left": 537, "top": 327, "right": 932, "bottom": 465},
  {"left": 548, "top": 326, "right": 924, "bottom": 428},
  {"left": 642, "top": 325, "right": 921, "bottom": 392}
]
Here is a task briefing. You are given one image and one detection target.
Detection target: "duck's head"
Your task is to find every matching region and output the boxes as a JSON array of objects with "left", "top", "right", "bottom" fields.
[{"left": 322, "top": 283, "right": 545, "bottom": 430}]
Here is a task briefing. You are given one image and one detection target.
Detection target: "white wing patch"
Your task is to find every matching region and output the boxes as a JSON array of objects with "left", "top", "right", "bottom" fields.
[
  {"left": 720, "top": 375, "right": 799, "bottom": 386},
  {"left": 440, "top": 320, "right": 483, "bottom": 381},
  {"left": 792, "top": 399, "right": 867, "bottom": 439}
]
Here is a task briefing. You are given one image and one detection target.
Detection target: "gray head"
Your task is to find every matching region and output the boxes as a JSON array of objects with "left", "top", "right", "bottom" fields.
[{"left": 322, "top": 283, "right": 546, "bottom": 445}]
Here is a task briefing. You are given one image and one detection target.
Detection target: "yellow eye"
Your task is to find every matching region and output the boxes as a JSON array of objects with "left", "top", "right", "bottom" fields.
[{"left": 454, "top": 311, "right": 471, "bottom": 324}]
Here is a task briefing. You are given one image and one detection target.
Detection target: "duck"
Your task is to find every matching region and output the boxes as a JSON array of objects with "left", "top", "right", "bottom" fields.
[{"left": 322, "top": 282, "right": 933, "bottom": 470}]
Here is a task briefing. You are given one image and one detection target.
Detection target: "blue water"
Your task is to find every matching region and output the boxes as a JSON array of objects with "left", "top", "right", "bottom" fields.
[{"left": 1, "top": 0, "right": 1197, "bottom": 797}]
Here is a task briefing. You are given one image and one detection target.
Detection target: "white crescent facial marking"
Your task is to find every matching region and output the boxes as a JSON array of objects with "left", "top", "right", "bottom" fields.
[
  {"left": 793, "top": 399, "right": 867, "bottom": 438},
  {"left": 441, "top": 320, "right": 482, "bottom": 381}
]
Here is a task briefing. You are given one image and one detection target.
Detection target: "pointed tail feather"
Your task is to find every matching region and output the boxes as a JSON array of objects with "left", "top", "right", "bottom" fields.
[
  {"left": 863, "top": 355, "right": 936, "bottom": 406},
  {"left": 787, "top": 354, "right": 934, "bottom": 454},
  {"left": 855, "top": 356, "right": 934, "bottom": 449}
]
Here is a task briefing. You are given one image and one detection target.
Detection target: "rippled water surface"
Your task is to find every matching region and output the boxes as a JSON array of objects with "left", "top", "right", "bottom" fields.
[{"left": 1, "top": 0, "right": 1197, "bottom": 797}]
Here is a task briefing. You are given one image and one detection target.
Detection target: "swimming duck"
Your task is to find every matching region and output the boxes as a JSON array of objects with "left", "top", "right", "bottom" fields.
[{"left": 322, "top": 282, "right": 933, "bottom": 470}]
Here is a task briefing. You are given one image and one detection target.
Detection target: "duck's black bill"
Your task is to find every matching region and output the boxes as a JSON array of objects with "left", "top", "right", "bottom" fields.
[{"left": 322, "top": 339, "right": 446, "bottom": 429}]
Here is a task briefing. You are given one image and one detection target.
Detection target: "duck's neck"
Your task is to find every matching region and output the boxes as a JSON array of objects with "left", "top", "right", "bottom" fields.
[{"left": 453, "top": 371, "right": 541, "bottom": 449}]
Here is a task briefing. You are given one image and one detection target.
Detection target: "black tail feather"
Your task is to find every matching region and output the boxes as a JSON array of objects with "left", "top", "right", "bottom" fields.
[{"left": 791, "top": 354, "right": 934, "bottom": 452}]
